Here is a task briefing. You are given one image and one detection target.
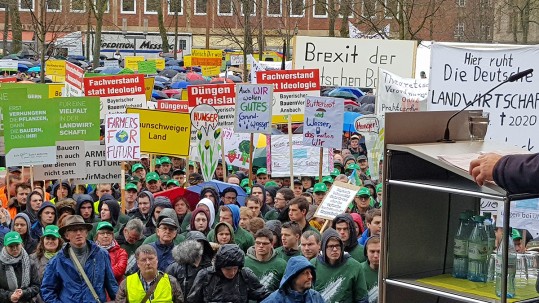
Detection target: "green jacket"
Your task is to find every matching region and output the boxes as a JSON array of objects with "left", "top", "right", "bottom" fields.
[
  {"left": 349, "top": 243, "right": 367, "bottom": 263},
  {"left": 359, "top": 261, "right": 379, "bottom": 291},
  {"left": 244, "top": 246, "right": 287, "bottom": 292},
  {"left": 207, "top": 226, "right": 254, "bottom": 252},
  {"left": 275, "top": 246, "right": 301, "bottom": 262}
]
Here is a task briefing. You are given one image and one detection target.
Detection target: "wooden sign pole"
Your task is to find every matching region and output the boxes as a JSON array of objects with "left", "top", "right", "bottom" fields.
[
  {"left": 121, "top": 161, "right": 126, "bottom": 214},
  {"left": 318, "top": 147, "right": 323, "bottom": 182},
  {"left": 221, "top": 135, "right": 227, "bottom": 181},
  {"left": 288, "top": 116, "right": 294, "bottom": 187},
  {"left": 30, "top": 166, "right": 34, "bottom": 191},
  {"left": 248, "top": 133, "right": 254, "bottom": 187}
]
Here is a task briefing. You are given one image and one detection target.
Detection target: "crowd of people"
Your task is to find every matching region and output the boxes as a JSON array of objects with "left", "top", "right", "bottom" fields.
[{"left": 0, "top": 133, "right": 382, "bottom": 303}]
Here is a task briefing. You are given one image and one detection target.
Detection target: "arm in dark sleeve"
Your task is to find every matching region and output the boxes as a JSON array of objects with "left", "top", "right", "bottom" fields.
[
  {"left": 168, "top": 275, "right": 185, "bottom": 303},
  {"left": 186, "top": 269, "right": 207, "bottom": 303},
  {"left": 21, "top": 261, "right": 41, "bottom": 301},
  {"left": 493, "top": 153, "right": 539, "bottom": 194},
  {"left": 243, "top": 268, "right": 270, "bottom": 302}
]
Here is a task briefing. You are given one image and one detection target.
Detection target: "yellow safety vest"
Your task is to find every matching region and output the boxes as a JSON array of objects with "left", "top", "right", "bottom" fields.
[{"left": 126, "top": 272, "right": 173, "bottom": 303}]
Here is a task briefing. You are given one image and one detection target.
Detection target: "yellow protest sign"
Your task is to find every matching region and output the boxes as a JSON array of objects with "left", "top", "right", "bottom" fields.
[
  {"left": 184, "top": 56, "right": 192, "bottom": 67},
  {"left": 272, "top": 114, "right": 304, "bottom": 124},
  {"left": 45, "top": 60, "right": 66, "bottom": 76},
  {"left": 191, "top": 49, "right": 222, "bottom": 66},
  {"left": 201, "top": 66, "right": 220, "bottom": 76},
  {"left": 124, "top": 56, "right": 145, "bottom": 71},
  {"left": 48, "top": 83, "right": 64, "bottom": 98},
  {"left": 49, "top": 75, "right": 65, "bottom": 83},
  {"left": 126, "top": 108, "right": 191, "bottom": 157},
  {"left": 148, "top": 58, "right": 165, "bottom": 70},
  {"left": 181, "top": 90, "right": 188, "bottom": 100},
  {"left": 144, "top": 77, "right": 155, "bottom": 101}
]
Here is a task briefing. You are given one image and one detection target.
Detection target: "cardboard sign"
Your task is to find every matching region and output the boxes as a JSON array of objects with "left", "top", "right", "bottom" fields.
[
  {"left": 191, "top": 49, "right": 222, "bottom": 66},
  {"left": 191, "top": 104, "right": 219, "bottom": 131},
  {"left": 33, "top": 141, "right": 86, "bottom": 179},
  {"left": 126, "top": 108, "right": 191, "bottom": 157},
  {"left": 234, "top": 84, "right": 273, "bottom": 134},
  {"left": 222, "top": 128, "right": 259, "bottom": 169},
  {"left": 257, "top": 69, "right": 320, "bottom": 123},
  {"left": 188, "top": 84, "right": 236, "bottom": 129},
  {"left": 201, "top": 66, "right": 221, "bottom": 76},
  {"left": 105, "top": 113, "right": 141, "bottom": 161},
  {"left": 45, "top": 60, "right": 66, "bottom": 76},
  {"left": 230, "top": 55, "right": 243, "bottom": 65},
  {"left": 314, "top": 181, "right": 361, "bottom": 220},
  {"left": 124, "top": 56, "right": 145, "bottom": 71},
  {"left": 103, "top": 60, "right": 119, "bottom": 68},
  {"left": 48, "top": 84, "right": 64, "bottom": 98},
  {"left": 144, "top": 77, "right": 155, "bottom": 101},
  {"left": 138, "top": 61, "right": 157, "bottom": 75},
  {"left": 293, "top": 36, "right": 416, "bottom": 88},
  {"left": 65, "top": 61, "right": 85, "bottom": 96},
  {"left": 303, "top": 96, "right": 344, "bottom": 148},
  {"left": 157, "top": 99, "right": 189, "bottom": 112},
  {"left": 376, "top": 68, "right": 428, "bottom": 114},
  {"left": 74, "top": 141, "right": 122, "bottom": 184}
]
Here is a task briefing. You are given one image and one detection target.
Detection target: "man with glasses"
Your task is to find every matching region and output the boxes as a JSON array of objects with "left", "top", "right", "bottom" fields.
[
  {"left": 220, "top": 187, "right": 238, "bottom": 206},
  {"left": 244, "top": 228, "right": 286, "bottom": 292},
  {"left": 149, "top": 218, "right": 178, "bottom": 271},
  {"left": 116, "top": 244, "right": 184, "bottom": 303},
  {"left": 350, "top": 187, "right": 373, "bottom": 222},
  {"left": 41, "top": 215, "right": 118, "bottom": 302}
]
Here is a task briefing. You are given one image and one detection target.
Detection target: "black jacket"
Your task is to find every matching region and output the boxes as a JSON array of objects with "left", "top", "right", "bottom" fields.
[
  {"left": 493, "top": 153, "right": 539, "bottom": 194},
  {"left": 0, "top": 253, "right": 40, "bottom": 303}
]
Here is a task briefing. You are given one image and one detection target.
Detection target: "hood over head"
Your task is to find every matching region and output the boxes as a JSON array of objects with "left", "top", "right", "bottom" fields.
[
  {"left": 196, "top": 198, "right": 215, "bottom": 227},
  {"left": 265, "top": 186, "right": 278, "bottom": 200},
  {"left": 214, "top": 244, "right": 244, "bottom": 272},
  {"left": 38, "top": 201, "right": 57, "bottom": 225},
  {"left": 52, "top": 180, "right": 73, "bottom": 200},
  {"left": 12, "top": 213, "right": 31, "bottom": 234},
  {"left": 343, "top": 155, "right": 357, "bottom": 166},
  {"left": 137, "top": 190, "right": 155, "bottom": 208},
  {"left": 149, "top": 197, "right": 172, "bottom": 221},
  {"left": 319, "top": 227, "right": 346, "bottom": 266},
  {"left": 252, "top": 184, "right": 272, "bottom": 216},
  {"left": 186, "top": 230, "right": 215, "bottom": 261},
  {"left": 173, "top": 239, "right": 203, "bottom": 265},
  {"left": 350, "top": 212, "right": 364, "bottom": 234},
  {"left": 190, "top": 208, "right": 211, "bottom": 234},
  {"left": 99, "top": 198, "right": 120, "bottom": 226},
  {"left": 214, "top": 221, "right": 235, "bottom": 244},
  {"left": 265, "top": 220, "right": 282, "bottom": 246},
  {"left": 332, "top": 213, "right": 358, "bottom": 251},
  {"left": 223, "top": 204, "right": 240, "bottom": 230},
  {"left": 279, "top": 256, "right": 317, "bottom": 289},
  {"left": 200, "top": 186, "right": 219, "bottom": 211}
]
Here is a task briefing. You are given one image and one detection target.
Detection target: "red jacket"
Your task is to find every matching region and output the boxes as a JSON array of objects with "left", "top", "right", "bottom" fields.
[{"left": 107, "top": 241, "right": 128, "bottom": 283}]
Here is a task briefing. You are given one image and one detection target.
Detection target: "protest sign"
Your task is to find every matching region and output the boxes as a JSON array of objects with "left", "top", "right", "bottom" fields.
[
  {"left": 0, "top": 88, "right": 27, "bottom": 155},
  {"left": 248, "top": 55, "right": 265, "bottom": 84},
  {"left": 376, "top": 68, "right": 428, "bottom": 114},
  {"left": 202, "top": 66, "right": 220, "bottom": 76},
  {"left": 48, "top": 84, "right": 64, "bottom": 98},
  {"left": 190, "top": 104, "right": 221, "bottom": 181},
  {"left": 0, "top": 77, "right": 17, "bottom": 83},
  {"left": 144, "top": 77, "right": 155, "bottom": 101},
  {"left": 184, "top": 56, "right": 192, "bottom": 67},
  {"left": 65, "top": 61, "right": 85, "bottom": 96},
  {"left": 428, "top": 44, "right": 539, "bottom": 151},
  {"left": 498, "top": 199, "right": 539, "bottom": 238},
  {"left": 148, "top": 58, "right": 165, "bottom": 70},
  {"left": 0, "top": 60, "right": 18, "bottom": 71},
  {"left": 105, "top": 113, "right": 140, "bottom": 161},
  {"left": 230, "top": 55, "right": 243, "bottom": 66},
  {"left": 188, "top": 84, "right": 235, "bottom": 129},
  {"left": 124, "top": 56, "right": 145, "bottom": 70},
  {"left": 355, "top": 114, "right": 385, "bottom": 182},
  {"left": 293, "top": 36, "right": 416, "bottom": 88},
  {"left": 269, "top": 134, "right": 332, "bottom": 177},
  {"left": 138, "top": 61, "right": 157, "bottom": 75},
  {"left": 314, "top": 181, "right": 361, "bottom": 220},
  {"left": 127, "top": 108, "right": 191, "bottom": 157},
  {"left": 33, "top": 141, "right": 85, "bottom": 179},
  {"left": 45, "top": 60, "right": 66, "bottom": 76},
  {"left": 0, "top": 83, "right": 50, "bottom": 99},
  {"left": 157, "top": 99, "right": 189, "bottom": 112},
  {"left": 57, "top": 97, "right": 100, "bottom": 141},
  {"left": 84, "top": 74, "right": 146, "bottom": 118},
  {"left": 104, "top": 60, "right": 119, "bottom": 68},
  {"left": 303, "top": 96, "right": 344, "bottom": 148},
  {"left": 191, "top": 49, "right": 222, "bottom": 66},
  {"left": 257, "top": 69, "right": 320, "bottom": 123},
  {"left": 74, "top": 141, "right": 122, "bottom": 184},
  {"left": 221, "top": 128, "right": 259, "bottom": 169},
  {"left": 234, "top": 84, "right": 273, "bottom": 134}
]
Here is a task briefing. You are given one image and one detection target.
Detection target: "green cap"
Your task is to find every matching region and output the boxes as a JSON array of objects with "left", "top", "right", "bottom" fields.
[
  {"left": 256, "top": 168, "right": 268, "bottom": 176},
  {"left": 189, "top": 161, "right": 195, "bottom": 166},
  {"left": 42, "top": 225, "right": 60, "bottom": 238},
  {"left": 4, "top": 231, "right": 22, "bottom": 246},
  {"left": 330, "top": 168, "right": 340, "bottom": 177},
  {"left": 313, "top": 182, "right": 328, "bottom": 193},
  {"left": 125, "top": 183, "right": 138, "bottom": 191},
  {"left": 375, "top": 183, "right": 383, "bottom": 193},
  {"left": 346, "top": 163, "right": 360, "bottom": 171},
  {"left": 245, "top": 187, "right": 251, "bottom": 194},
  {"left": 314, "top": 176, "right": 320, "bottom": 181},
  {"left": 154, "top": 158, "right": 162, "bottom": 166},
  {"left": 240, "top": 178, "right": 249, "bottom": 188},
  {"left": 227, "top": 165, "right": 233, "bottom": 171},
  {"left": 160, "top": 156, "right": 172, "bottom": 164},
  {"left": 322, "top": 176, "right": 334, "bottom": 184},
  {"left": 167, "top": 180, "right": 180, "bottom": 187},
  {"left": 160, "top": 174, "right": 171, "bottom": 182},
  {"left": 127, "top": 175, "right": 140, "bottom": 184},
  {"left": 97, "top": 221, "right": 114, "bottom": 231},
  {"left": 512, "top": 228, "right": 522, "bottom": 240},
  {"left": 146, "top": 172, "right": 160, "bottom": 182},
  {"left": 356, "top": 187, "right": 371, "bottom": 197},
  {"left": 265, "top": 181, "right": 278, "bottom": 188},
  {"left": 131, "top": 163, "right": 145, "bottom": 173}
]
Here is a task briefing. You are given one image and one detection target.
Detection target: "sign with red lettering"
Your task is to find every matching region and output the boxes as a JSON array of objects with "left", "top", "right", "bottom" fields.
[
  {"left": 65, "top": 61, "right": 85, "bottom": 96},
  {"left": 190, "top": 104, "right": 219, "bottom": 131},
  {"left": 104, "top": 113, "right": 140, "bottom": 161},
  {"left": 157, "top": 99, "right": 189, "bottom": 113},
  {"left": 188, "top": 83, "right": 236, "bottom": 128}
]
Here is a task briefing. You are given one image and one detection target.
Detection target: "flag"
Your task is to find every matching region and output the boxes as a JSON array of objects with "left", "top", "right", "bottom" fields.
[
  {"left": 348, "top": 22, "right": 364, "bottom": 39},
  {"left": 348, "top": 169, "right": 362, "bottom": 186}
]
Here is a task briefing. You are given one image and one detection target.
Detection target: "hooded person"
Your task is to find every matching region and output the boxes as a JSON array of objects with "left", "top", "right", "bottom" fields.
[
  {"left": 251, "top": 184, "right": 272, "bottom": 216},
  {"left": 142, "top": 208, "right": 183, "bottom": 245},
  {"left": 186, "top": 244, "right": 270, "bottom": 302},
  {"left": 186, "top": 208, "right": 211, "bottom": 236},
  {"left": 343, "top": 155, "right": 357, "bottom": 168},
  {"left": 265, "top": 220, "right": 282, "bottom": 247},
  {"left": 143, "top": 197, "right": 172, "bottom": 237},
  {"left": 29, "top": 202, "right": 57, "bottom": 240},
  {"left": 311, "top": 228, "right": 368, "bottom": 303},
  {"left": 166, "top": 231, "right": 215, "bottom": 301},
  {"left": 55, "top": 198, "right": 77, "bottom": 217},
  {"left": 199, "top": 186, "right": 220, "bottom": 213},
  {"left": 212, "top": 222, "right": 235, "bottom": 246},
  {"left": 265, "top": 186, "right": 278, "bottom": 208},
  {"left": 128, "top": 191, "right": 155, "bottom": 224},
  {"left": 98, "top": 194, "right": 130, "bottom": 225},
  {"left": 350, "top": 212, "right": 365, "bottom": 235},
  {"left": 207, "top": 204, "right": 254, "bottom": 252},
  {"left": 195, "top": 198, "right": 215, "bottom": 227},
  {"left": 261, "top": 256, "right": 325, "bottom": 303},
  {"left": 50, "top": 181, "right": 73, "bottom": 203},
  {"left": 7, "top": 213, "right": 38, "bottom": 254},
  {"left": 332, "top": 213, "right": 366, "bottom": 263},
  {"left": 87, "top": 198, "right": 122, "bottom": 240},
  {"left": 21, "top": 191, "right": 43, "bottom": 225},
  {"left": 75, "top": 194, "right": 100, "bottom": 224}
]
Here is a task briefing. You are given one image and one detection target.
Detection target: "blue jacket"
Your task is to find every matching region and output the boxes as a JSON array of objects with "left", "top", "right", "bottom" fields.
[
  {"left": 150, "top": 240, "right": 175, "bottom": 272},
  {"left": 262, "top": 256, "right": 326, "bottom": 303},
  {"left": 41, "top": 240, "right": 118, "bottom": 303},
  {"left": 358, "top": 228, "right": 370, "bottom": 246}
]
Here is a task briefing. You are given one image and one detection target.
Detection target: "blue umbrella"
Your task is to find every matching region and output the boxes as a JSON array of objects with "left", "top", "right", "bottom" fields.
[
  {"left": 101, "top": 67, "right": 122, "bottom": 75},
  {"left": 17, "top": 64, "right": 28, "bottom": 72},
  {"left": 191, "top": 67, "right": 201, "bottom": 72},
  {"left": 329, "top": 87, "right": 365, "bottom": 100},
  {"left": 166, "top": 60, "right": 181, "bottom": 66},
  {"left": 28, "top": 66, "right": 41, "bottom": 73},
  {"left": 154, "top": 76, "right": 170, "bottom": 83},
  {"left": 170, "top": 66, "right": 185, "bottom": 72},
  {"left": 170, "top": 81, "right": 189, "bottom": 89},
  {"left": 152, "top": 90, "right": 168, "bottom": 99},
  {"left": 154, "top": 81, "right": 165, "bottom": 90},
  {"left": 188, "top": 181, "right": 247, "bottom": 206},
  {"left": 343, "top": 111, "right": 362, "bottom": 132}
]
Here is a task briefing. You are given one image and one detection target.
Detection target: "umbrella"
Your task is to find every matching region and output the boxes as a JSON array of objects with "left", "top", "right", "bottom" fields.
[
  {"left": 17, "top": 64, "right": 28, "bottom": 72},
  {"left": 154, "top": 76, "right": 170, "bottom": 83},
  {"left": 166, "top": 60, "right": 181, "bottom": 66},
  {"left": 162, "top": 89, "right": 181, "bottom": 98},
  {"left": 329, "top": 89, "right": 357, "bottom": 100},
  {"left": 192, "top": 67, "right": 201, "bottom": 72},
  {"left": 171, "top": 73, "right": 187, "bottom": 82},
  {"left": 93, "top": 67, "right": 106, "bottom": 73},
  {"left": 3, "top": 54, "right": 20, "bottom": 60},
  {"left": 169, "top": 66, "right": 185, "bottom": 72},
  {"left": 152, "top": 90, "right": 168, "bottom": 99},
  {"left": 343, "top": 111, "right": 362, "bottom": 132},
  {"left": 159, "top": 69, "right": 178, "bottom": 78},
  {"left": 153, "top": 187, "right": 200, "bottom": 210},
  {"left": 170, "top": 80, "right": 189, "bottom": 89},
  {"left": 187, "top": 180, "right": 247, "bottom": 206},
  {"left": 171, "top": 94, "right": 182, "bottom": 99},
  {"left": 101, "top": 67, "right": 122, "bottom": 74},
  {"left": 210, "top": 77, "right": 234, "bottom": 84},
  {"left": 33, "top": 77, "right": 53, "bottom": 83},
  {"left": 186, "top": 72, "right": 204, "bottom": 81},
  {"left": 188, "top": 79, "right": 210, "bottom": 85},
  {"left": 18, "top": 60, "right": 35, "bottom": 67},
  {"left": 28, "top": 66, "right": 41, "bottom": 73},
  {"left": 228, "top": 75, "right": 243, "bottom": 82},
  {"left": 67, "top": 58, "right": 83, "bottom": 66},
  {"left": 359, "top": 103, "right": 375, "bottom": 115},
  {"left": 358, "top": 95, "right": 375, "bottom": 105},
  {"left": 154, "top": 82, "right": 165, "bottom": 90},
  {"left": 331, "top": 87, "right": 364, "bottom": 99}
]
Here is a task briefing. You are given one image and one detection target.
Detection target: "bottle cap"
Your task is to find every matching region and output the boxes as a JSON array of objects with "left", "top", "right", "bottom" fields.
[{"left": 473, "top": 215, "right": 483, "bottom": 222}]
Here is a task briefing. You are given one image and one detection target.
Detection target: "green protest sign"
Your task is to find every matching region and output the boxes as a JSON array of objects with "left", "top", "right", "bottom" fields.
[
  {"left": 0, "top": 88, "right": 28, "bottom": 155},
  {"left": 57, "top": 97, "right": 101, "bottom": 141},
  {"left": 0, "top": 83, "right": 49, "bottom": 99},
  {"left": 137, "top": 61, "right": 157, "bottom": 75}
]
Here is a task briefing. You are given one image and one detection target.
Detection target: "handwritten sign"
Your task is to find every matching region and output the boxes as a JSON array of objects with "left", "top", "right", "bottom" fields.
[
  {"left": 73, "top": 141, "right": 122, "bottom": 184},
  {"left": 377, "top": 68, "right": 428, "bottom": 114},
  {"left": 124, "top": 56, "right": 145, "bottom": 71},
  {"left": 105, "top": 113, "right": 140, "bottom": 161},
  {"left": 137, "top": 61, "right": 157, "bottom": 75},
  {"left": 234, "top": 84, "right": 273, "bottom": 134},
  {"left": 191, "top": 49, "right": 222, "bottom": 66},
  {"left": 222, "top": 128, "right": 259, "bottom": 169},
  {"left": 303, "top": 96, "right": 343, "bottom": 148},
  {"left": 314, "top": 181, "right": 361, "bottom": 220},
  {"left": 45, "top": 60, "right": 66, "bottom": 76}
]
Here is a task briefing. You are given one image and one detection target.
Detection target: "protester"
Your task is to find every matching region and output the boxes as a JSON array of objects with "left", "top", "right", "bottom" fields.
[
  {"left": 333, "top": 213, "right": 366, "bottom": 263},
  {"left": 351, "top": 187, "right": 373, "bottom": 222},
  {"left": 50, "top": 181, "right": 72, "bottom": 203},
  {"left": 246, "top": 196, "right": 263, "bottom": 218},
  {"left": 288, "top": 197, "right": 319, "bottom": 234},
  {"left": 143, "top": 196, "right": 172, "bottom": 237},
  {"left": 265, "top": 220, "right": 282, "bottom": 248},
  {"left": 0, "top": 175, "right": 21, "bottom": 209},
  {"left": 94, "top": 221, "right": 128, "bottom": 283},
  {"left": 30, "top": 225, "right": 62, "bottom": 303},
  {"left": 251, "top": 184, "right": 272, "bottom": 216},
  {"left": 0, "top": 231, "right": 40, "bottom": 303},
  {"left": 213, "top": 221, "right": 235, "bottom": 246},
  {"left": 265, "top": 188, "right": 294, "bottom": 221},
  {"left": 312, "top": 183, "right": 327, "bottom": 206},
  {"left": 21, "top": 191, "right": 42, "bottom": 225},
  {"left": 187, "top": 244, "right": 270, "bottom": 302},
  {"left": 146, "top": 172, "right": 163, "bottom": 194},
  {"left": 300, "top": 230, "right": 321, "bottom": 260},
  {"left": 359, "top": 209, "right": 382, "bottom": 246},
  {"left": 265, "top": 186, "right": 277, "bottom": 208},
  {"left": 207, "top": 205, "right": 254, "bottom": 252},
  {"left": 76, "top": 194, "right": 100, "bottom": 224},
  {"left": 41, "top": 215, "right": 118, "bottom": 302},
  {"left": 115, "top": 218, "right": 145, "bottom": 275},
  {"left": 149, "top": 218, "right": 178, "bottom": 271},
  {"left": 239, "top": 207, "right": 254, "bottom": 230},
  {"left": 249, "top": 217, "right": 266, "bottom": 235},
  {"left": 7, "top": 183, "right": 30, "bottom": 219},
  {"left": 220, "top": 187, "right": 239, "bottom": 206},
  {"left": 199, "top": 186, "right": 219, "bottom": 212},
  {"left": 173, "top": 196, "right": 191, "bottom": 231},
  {"left": 195, "top": 198, "right": 216, "bottom": 227},
  {"left": 124, "top": 183, "right": 138, "bottom": 212},
  {"left": 293, "top": 179, "right": 303, "bottom": 197},
  {"left": 360, "top": 235, "right": 381, "bottom": 291},
  {"left": 301, "top": 177, "right": 314, "bottom": 192},
  {"left": 261, "top": 256, "right": 325, "bottom": 303},
  {"left": 128, "top": 191, "right": 154, "bottom": 224},
  {"left": 9, "top": 213, "right": 37, "bottom": 254},
  {"left": 276, "top": 221, "right": 302, "bottom": 261},
  {"left": 115, "top": 244, "right": 184, "bottom": 303},
  {"left": 256, "top": 168, "right": 270, "bottom": 185},
  {"left": 29, "top": 202, "right": 57, "bottom": 240},
  {"left": 55, "top": 198, "right": 77, "bottom": 216}
]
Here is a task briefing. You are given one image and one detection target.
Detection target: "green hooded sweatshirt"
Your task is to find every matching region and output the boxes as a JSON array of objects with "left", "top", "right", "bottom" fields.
[
  {"left": 244, "top": 246, "right": 287, "bottom": 292},
  {"left": 206, "top": 204, "right": 254, "bottom": 252},
  {"left": 311, "top": 228, "right": 368, "bottom": 303},
  {"left": 359, "top": 261, "right": 379, "bottom": 291}
]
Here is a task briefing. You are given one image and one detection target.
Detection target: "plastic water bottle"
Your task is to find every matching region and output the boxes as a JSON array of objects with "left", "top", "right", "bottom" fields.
[
  {"left": 496, "top": 228, "right": 517, "bottom": 298},
  {"left": 467, "top": 216, "right": 488, "bottom": 282},
  {"left": 453, "top": 213, "right": 470, "bottom": 279},
  {"left": 483, "top": 212, "right": 496, "bottom": 254}
]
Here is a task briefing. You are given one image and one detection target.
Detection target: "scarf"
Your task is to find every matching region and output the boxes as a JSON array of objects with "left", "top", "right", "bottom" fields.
[
  {"left": 44, "top": 251, "right": 58, "bottom": 260},
  {"left": 96, "top": 240, "right": 116, "bottom": 251},
  {"left": 0, "top": 247, "right": 30, "bottom": 290}
]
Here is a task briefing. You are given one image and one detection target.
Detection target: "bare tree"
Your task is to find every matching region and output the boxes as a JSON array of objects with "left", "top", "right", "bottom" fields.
[
  {"left": 87, "top": 0, "right": 109, "bottom": 68},
  {"left": 458, "top": 0, "right": 495, "bottom": 42},
  {"left": 8, "top": 0, "right": 22, "bottom": 53},
  {"left": 498, "top": 0, "right": 539, "bottom": 43}
]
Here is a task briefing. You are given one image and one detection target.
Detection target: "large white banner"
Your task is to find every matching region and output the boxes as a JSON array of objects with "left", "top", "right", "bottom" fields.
[
  {"left": 376, "top": 69, "right": 428, "bottom": 114},
  {"left": 293, "top": 36, "right": 416, "bottom": 88},
  {"left": 497, "top": 199, "right": 539, "bottom": 238},
  {"left": 269, "top": 135, "right": 331, "bottom": 177},
  {"left": 428, "top": 44, "right": 539, "bottom": 151}
]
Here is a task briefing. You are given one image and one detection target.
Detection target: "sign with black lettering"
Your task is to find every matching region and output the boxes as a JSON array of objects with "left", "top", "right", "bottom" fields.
[
  {"left": 314, "top": 181, "right": 361, "bottom": 220},
  {"left": 73, "top": 141, "right": 122, "bottom": 184},
  {"left": 33, "top": 141, "right": 85, "bottom": 179}
]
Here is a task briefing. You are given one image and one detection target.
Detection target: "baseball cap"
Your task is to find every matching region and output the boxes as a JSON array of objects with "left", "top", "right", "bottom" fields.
[
  {"left": 240, "top": 178, "right": 250, "bottom": 188},
  {"left": 126, "top": 183, "right": 138, "bottom": 191},
  {"left": 96, "top": 221, "right": 114, "bottom": 232},
  {"left": 356, "top": 187, "right": 371, "bottom": 197},
  {"left": 322, "top": 176, "right": 334, "bottom": 184},
  {"left": 351, "top": 134, "right": 360, "bottom": 140},
  {"left": 160, "top": 156, "right": 172, "bottom": 164},
  {"left": 159, "top": 217, "right": 178, "bottom": 229},
  {"left": 172, "top": 169, "right": 185, "bottom": 176},
  {"left": 346, "top": 163, "right": 360, "bottom": 171},
  {"left": 293, "top": 179, "right": 302, "bottom": 185},
  {"left": 160, "top": 174, "right": 171, "bottom": 182},
  {"left": 167, "top": 180, "right": 180, "bottom": 187},
  {"left": 313, "top": 182, "right": 328, "bottom": 193},
  {"left": 256, "top": 168, "right": 268, "bottom": 176},
  {"left": 376, "top": 183, "right": 383, "bottom": 193},
  {"left": 330, "top": 168, "right": 340, "bottom": 177},
  {"left": 357, "top": 155, "right": 368, "bottom": 162},
  {"left": 265, "top": 181, "right": 278, "bottom": 188},
  {"left": 154, "top": 158, "right": 162, "bottom": 166},
  {"left": 42, "top": 225, "right": 61, "bottom": 238},
  {"left": 131, "top": 163, "right": 144, "bottom": 173},
  {"left": 146, "top": 172, "right": 160, "bottom": 182},
  {"left": 127, "top": 175, "right": 140, "bottom": 184},
  {"left": 4, "top": 231, "right": 22, "bottom": 246}
]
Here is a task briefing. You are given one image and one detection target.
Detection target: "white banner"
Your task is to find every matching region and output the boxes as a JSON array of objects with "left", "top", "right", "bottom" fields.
[
  {"left": 74, "top": 141, "right": 122, "bottom": 184},
  {"left": 234, "top": 84, "right": 273, "bottom": 134},
  {"left": 427, "top": 44, "right": 539, "bottom": 151},
  {"left": 315, "top": 182, "right": 361, "bottom": 220},
  {"left": 33, "top": 141, "right": 86, "bottom": 179},
  {"left": 269, "top": 134, "right": 332, "bottom": 177},
  {"left": 303, "top": 96, "right": 344, "bottom": 149},
  {"left": 497, "top": 199, "right": 539, "bottom": 238},
  {"left": 376, "top": 68, "right": 428, "bottom": 114},
  {"left": 221, "top": 128, "right": 259, "bottom": 169},
  {"left": 104, "top": 114, "right": 140, "bottom": 161}
]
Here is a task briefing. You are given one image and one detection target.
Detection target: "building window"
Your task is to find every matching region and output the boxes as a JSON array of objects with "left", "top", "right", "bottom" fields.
[
  {"left": 384, "top": 0, "right": 398, "bottom": 18},
  {"left": 218, "top": 0, "right": 232, "bottom": 15},
  {"left": 313, "top": 0, "right": 327, "bottom": 17},
  {"left": 456, "top": 0, "right": 465, "bottom": 7},
  {"left": 362, "top": 0, "right": 375, "bottom": 18},
  {"left": 242, "top": 1, "right": 255, "bottom": 15},
  {"left": 20, "top": 0, "right": 34, "bottom": 10},
  {"left": 71, "top": 0, "right": 85, "bottom": 12},
  {"left": 195, "top": 0, "right": 207, "bottom": 15},
  {"left": 290, "top": 0, "right": 304, "bottom": 16},
  {"left": 46, "top": 0, "right": 61, "bottom": 11},
  {"left": 454, "top": 22, "right": 465, "bottom": 37},
  {"left": 268, "top": 0, "right": 281, "bottom": 16},
  {"left": 121, "top": 0, "right": 135, "bottom": 13},
  {"left": 168, "top": 0, "right": 182, "bottom": 14},
  {"left": 145, "top": 0, "right": 158, "bottom": 14}
]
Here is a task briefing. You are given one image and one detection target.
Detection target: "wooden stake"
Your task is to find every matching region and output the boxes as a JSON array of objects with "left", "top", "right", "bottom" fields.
[
  {"left": 288, "top": 116, "right": 294, "bottom": 187},
  {"left": 318, "top": 147, "right": 323, "bottom": 182},
  {"left": 248, "top": 133, "right": 254, "bottom": 187},
  {"left": 221, "top": 135, "right": 227, "bottom": 181},
  {"left": 30, "top": 166, "right": 34, "bottom": 191},
  {"left": 121, "top": 161, "right": 126, "bottom": 214},
  {"left": 150, "top": 154, "right": 155, "bottom": 172},
  {"left": 6, "top": 173, "right": 10, "bottom": 202},
  {"left": 320, "top": 219, "right": 330, "bottom": 233}
]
